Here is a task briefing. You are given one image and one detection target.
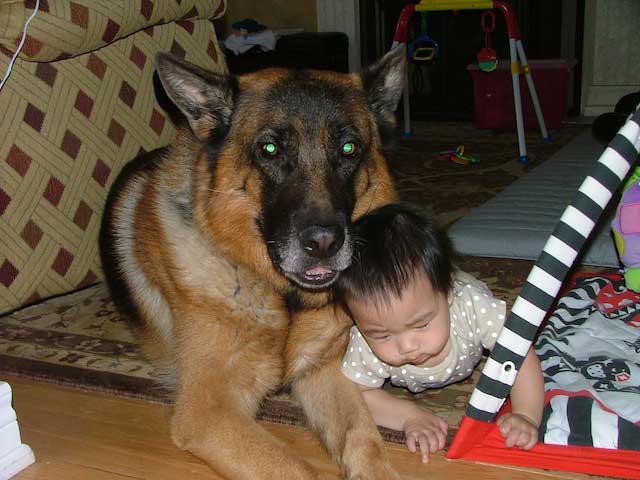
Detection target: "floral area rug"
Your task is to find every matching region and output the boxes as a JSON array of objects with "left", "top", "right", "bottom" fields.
[
  {"left": 389, "top": 121, "right": 590, "bottom": 227},
  {"left": 0, "top": 282, "right": 478, "bottom": 445},
  {"left": 1, "top": 120, "right": 612, "bottom": 446}
]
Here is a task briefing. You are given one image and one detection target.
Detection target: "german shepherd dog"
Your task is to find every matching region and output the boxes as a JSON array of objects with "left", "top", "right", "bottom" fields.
[{"left": 100, "top": 47, "right": 404, "bottom": 479}]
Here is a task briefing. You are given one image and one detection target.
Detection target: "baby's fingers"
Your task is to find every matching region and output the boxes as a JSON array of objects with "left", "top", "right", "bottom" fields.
[
  {"left": 438, "top": 418, "right": 449, "bottom": 435},
  {"left": 405, "top": 433, "right": 428, "bottom": 462},
  {"left": 517, "top": 429, "right": 538, "bottom": 450},
  {"left": 416, "top": 435, "right": 431, "bottom": 463},
  {"left": 504, "top": 427, "right": 537, "bottom": 449},
  {"left": 503, "top": 428, "right": 519, "bottom": 448},
  {"left": 417, "top": 433, "right": 440, "bottom": 463},
  {"left": 405, "top": 435, "right": 418, "bottom": 454},
  {"left": 498, "top": 421, "right": 512, "bottom": 440},
  {"left": 434, "top": 425, "right": 447, "bottom": 451},
  {"left": 421, "top": 430, "right": 447, "bottom": 457}
]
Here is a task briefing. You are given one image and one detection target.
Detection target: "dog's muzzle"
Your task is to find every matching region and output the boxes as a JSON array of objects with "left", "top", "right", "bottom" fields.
[
  {"left": 272, "top": 223, "right": 353, "bottom": 290},
  {"left": 292, "top": 224, "right": 344, "bottom": 287}
]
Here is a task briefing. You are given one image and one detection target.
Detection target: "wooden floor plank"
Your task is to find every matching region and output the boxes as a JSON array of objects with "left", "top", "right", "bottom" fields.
[{"left": 5, "top": 375, "right": 600, "bottom": 480}]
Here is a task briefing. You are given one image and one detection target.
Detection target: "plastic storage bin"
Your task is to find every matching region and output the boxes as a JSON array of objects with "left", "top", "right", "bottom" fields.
[{"left": 467, "top": 59, "right": 576, "bottom": 130}]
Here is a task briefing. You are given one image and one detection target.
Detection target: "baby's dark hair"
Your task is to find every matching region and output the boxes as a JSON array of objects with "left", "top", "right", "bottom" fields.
[{"left": 336, "top": 203, "right": 454, "bottom": 306}]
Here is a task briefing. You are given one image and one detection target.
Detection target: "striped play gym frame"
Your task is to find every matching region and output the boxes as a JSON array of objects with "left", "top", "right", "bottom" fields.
[{"left": 467, "top": 104, "right": 640, "bottom": 422}]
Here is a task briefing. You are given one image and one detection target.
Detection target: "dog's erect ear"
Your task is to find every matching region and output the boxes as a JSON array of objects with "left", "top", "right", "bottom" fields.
[
  {"left": 360, "top": 45, "right": 406, "bottom": 121},
  {"left": 155, "top": 52, "right": 236, "bottom": 141}
]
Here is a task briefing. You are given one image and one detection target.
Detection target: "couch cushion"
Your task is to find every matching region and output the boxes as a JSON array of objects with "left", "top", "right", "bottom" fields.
[
  {"left": 0, "top": 10, "right": 227, "bottom": 313},
  {"left": 0, "top": 0, "right": 226, "bottom": 62}
]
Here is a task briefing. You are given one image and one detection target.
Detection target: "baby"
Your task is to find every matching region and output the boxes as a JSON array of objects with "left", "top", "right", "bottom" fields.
[{"left": 336, "top": 204, "right": 544, "bottom": 462}]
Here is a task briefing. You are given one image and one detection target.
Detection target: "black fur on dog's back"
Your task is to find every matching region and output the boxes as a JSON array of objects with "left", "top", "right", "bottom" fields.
[{"left": 99, "top": 150, "right": 164, "bottom": 326}]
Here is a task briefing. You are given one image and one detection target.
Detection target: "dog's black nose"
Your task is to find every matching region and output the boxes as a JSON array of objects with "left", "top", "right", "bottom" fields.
[{"left": 300, "top": 225, "right": 345, "bottom": 258}]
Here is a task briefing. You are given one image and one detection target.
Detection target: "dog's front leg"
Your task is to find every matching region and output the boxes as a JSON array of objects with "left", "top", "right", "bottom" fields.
[
  {"left": 169, "top": 307, "right": 321, "bottom": 480},
  {"left": 287, "top": 307, "right": 400, "bottom": 480},
  {"left": 292, "top": 361, "right": 400, "bottom": 480}
]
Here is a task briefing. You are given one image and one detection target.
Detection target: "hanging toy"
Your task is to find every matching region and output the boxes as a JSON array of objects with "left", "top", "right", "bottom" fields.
[
  {"left": 611, "top": 166, "right": 640, "bottom": 292},
  {"left": 477, "top": 10, "right": 497, "bottom": 72},
  {"left": 408, "top": 12, "right": 439, "bottom": 63}
]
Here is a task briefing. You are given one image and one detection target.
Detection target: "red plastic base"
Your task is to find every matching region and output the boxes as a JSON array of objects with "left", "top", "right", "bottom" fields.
[
  {"left": 467, "top": 59, "right": 576, "bottom": 130},
  {"left": 447, "top": 398, "right": 640, "bottom": 478}
]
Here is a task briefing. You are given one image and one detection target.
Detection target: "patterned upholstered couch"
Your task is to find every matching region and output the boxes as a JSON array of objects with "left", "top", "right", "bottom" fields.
[{"left": 0, "top": 0, "right": 227, "bottom": 314}]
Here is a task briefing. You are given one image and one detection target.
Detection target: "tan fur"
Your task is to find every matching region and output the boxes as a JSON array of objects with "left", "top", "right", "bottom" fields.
[{"left": 103, "top": 53, "right": 404, "bottom": 479}]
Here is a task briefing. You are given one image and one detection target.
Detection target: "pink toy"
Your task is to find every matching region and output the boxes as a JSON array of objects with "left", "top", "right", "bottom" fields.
[{"left": 611, "top": 166, "right": 640, "bottom": 292}]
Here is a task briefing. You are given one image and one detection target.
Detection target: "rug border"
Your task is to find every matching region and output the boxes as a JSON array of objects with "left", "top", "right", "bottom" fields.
[{"left": 0, "top": 354, "right": 419, "bottom": 445}]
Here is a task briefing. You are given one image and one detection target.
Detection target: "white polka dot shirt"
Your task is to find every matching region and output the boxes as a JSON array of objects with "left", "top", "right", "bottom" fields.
[{"left": 342, "top": 271, "right": 507, "bottom": 393}]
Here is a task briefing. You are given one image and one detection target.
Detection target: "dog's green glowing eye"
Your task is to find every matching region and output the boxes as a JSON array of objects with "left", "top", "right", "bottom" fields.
[
  {"left": 262, "top": 143, "right": 278, "bottom": 155},
  {"left": 342, "top": 142, "right": 356, "bottom": 156}
]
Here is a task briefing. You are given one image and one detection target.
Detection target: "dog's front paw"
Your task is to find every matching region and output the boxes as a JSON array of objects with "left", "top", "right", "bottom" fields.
[
  {"left": 347, "top": 460, "right": 400, "bottom": 480},
  {"left": 349, "top": 468, "right": 400, "bottom": 480},
  {"left": 341, "top": 437, "right": 401, "bottom": 480}
]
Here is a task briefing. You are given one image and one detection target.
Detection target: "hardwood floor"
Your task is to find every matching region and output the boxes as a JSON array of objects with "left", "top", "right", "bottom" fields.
[{"left": 6, "top": 375, "right": 596, "bottom": 480}]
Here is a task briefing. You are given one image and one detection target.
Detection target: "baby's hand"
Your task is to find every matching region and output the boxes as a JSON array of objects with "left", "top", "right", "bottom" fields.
[
  {"left": 496, "top": 413, "right": 539, "bottom": 450},
  {"left": 402, "top": 410, "right": 448, "bottom": 463}
]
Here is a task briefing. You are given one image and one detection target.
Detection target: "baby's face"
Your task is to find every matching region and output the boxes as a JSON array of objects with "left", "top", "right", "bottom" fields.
[{"left": 347, "top": 273, "right": 451, "bottom": 368}]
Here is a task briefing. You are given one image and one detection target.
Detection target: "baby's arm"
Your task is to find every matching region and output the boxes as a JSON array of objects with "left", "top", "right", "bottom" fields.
[
  {"left": 496, "top": 348, "right": 544, "bottom": 450},
  {"left": 358, "top": 385, "right": 448, "bottom": 463}
]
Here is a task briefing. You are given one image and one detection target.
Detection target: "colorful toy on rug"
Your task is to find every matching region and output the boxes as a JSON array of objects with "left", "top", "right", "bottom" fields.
[
  {"left": 439, "top": 145, "right": 479, "bottom": 165},
  {"left": 612, "top": 166, "right": 640, "bottom": 293},
  {"left": 476, "top": 11, "right": 497, "bottom": 72}
]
